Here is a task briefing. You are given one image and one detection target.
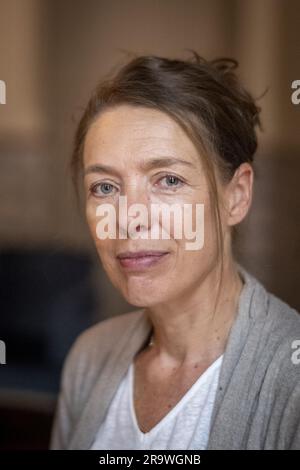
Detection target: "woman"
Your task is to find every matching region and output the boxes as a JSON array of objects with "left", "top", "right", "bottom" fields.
[{"left": 50, "top": 53, "right": 300, "bottom": 450}]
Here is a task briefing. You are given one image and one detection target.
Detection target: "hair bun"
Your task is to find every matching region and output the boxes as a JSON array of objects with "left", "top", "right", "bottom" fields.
[
  {"left": 185, "top": 49, "right": 239, "bottom": 74},
  {"left": 210, "top": 57, "right": 239, "bottom": 73}
]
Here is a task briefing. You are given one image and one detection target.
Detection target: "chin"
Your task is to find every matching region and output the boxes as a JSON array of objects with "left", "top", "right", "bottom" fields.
[
  {"left": 122, "top": 283, "right": 169, "bottom": 308},
  {"left": 123, "top": 291, "right": 165, "bottom": 308}
]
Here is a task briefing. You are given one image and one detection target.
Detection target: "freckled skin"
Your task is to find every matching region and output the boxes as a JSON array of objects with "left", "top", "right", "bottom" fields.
[{"left": 84, "top": 104, "right": 249, "bottom": 309}]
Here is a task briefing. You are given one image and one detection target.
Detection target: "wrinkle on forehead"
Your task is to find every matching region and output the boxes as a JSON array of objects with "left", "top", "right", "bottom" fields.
[{"left": 84, "top": 104, "right": 202, "bottom": 170}]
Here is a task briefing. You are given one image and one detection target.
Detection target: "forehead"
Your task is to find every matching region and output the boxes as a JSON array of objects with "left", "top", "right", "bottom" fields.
[{"left": 83, "top": 104, "right": 201, "bottom": 167}]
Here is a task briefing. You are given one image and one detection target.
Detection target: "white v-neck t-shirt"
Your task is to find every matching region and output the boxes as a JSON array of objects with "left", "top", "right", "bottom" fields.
[{"left": 90, "top": 354, "right": 223, "bottom": 450}]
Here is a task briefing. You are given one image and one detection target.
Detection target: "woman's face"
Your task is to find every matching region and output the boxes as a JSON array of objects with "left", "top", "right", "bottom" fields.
[{"left": 83, "top": 104, "right": 228, "bottom": 307}]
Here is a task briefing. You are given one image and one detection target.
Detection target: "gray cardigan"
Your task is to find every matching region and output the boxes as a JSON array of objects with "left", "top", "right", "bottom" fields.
[{"left": 50, "top": 263, "right": 300, "bottom": 450}]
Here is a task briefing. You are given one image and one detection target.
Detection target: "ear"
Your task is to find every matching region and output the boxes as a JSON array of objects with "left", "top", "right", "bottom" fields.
[{"left": 224, "top": 162, "right": 254, "bottom": 227}]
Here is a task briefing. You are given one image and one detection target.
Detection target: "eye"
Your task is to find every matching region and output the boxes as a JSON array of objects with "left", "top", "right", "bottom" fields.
[
  {"left": 157, "top": 174, "right": 184, "bottom": 189},
  {"left": 90, "top": 182, "right": 117, "bottom": 197}
]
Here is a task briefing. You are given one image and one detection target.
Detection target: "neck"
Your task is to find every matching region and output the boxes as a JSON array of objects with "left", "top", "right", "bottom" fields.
[{"left": 144, "top": 259, "right": 244, "bottom": 367}]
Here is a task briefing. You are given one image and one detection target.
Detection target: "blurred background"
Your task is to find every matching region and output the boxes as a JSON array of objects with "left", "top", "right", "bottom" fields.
[{"left": 0, "top": 0, "right": 299, "bottom": 450}]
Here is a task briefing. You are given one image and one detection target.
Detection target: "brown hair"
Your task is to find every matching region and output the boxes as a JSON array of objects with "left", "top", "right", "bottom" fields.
[{"left": 71, "top": 51, "right": 263, "bottom": 315}]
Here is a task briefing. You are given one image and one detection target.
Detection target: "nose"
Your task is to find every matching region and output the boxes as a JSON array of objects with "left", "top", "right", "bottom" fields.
[{"left": 117, "top": 178, "right": 152, "bottom": 239}]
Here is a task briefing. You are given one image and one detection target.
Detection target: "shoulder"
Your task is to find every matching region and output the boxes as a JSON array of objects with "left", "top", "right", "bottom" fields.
[
  {"left": 263, "top": 293, "right": 300, "bottom": 449},
  {"left": 58, "top": 308, "right": 145, "bottom": 406},
  {"left": 50, "top": 309, "right": 145, "bottom": 449},
  {"left": 259, "top": 289, "right": 300, "bottom": 392},
  {"left": 64, "top": 308, "right": 144, "bottom": 371},
  {"left": 242, "top": 264, "right": 300, "bottom": 362},
  {"left": 239, "top": 265, "right": 300, "bottom": 384},
  {"left": 266, "top": 290, "right": 300, "bottom": 346},
  {"left": 241, "top": 260, "right": 300, "bottom": 343}
]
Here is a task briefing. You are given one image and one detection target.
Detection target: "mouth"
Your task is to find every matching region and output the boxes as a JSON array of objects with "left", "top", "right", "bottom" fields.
[{"left": 116, "top": 250, "right": 170, "bottom": 270}]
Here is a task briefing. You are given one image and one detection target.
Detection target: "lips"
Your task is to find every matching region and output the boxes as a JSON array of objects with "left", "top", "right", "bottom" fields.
[
  {"left": 116, "top": 250, "right": 170, "bottom": 270},
  {"left": 117, "top": 250, "right": 169, "bottom": 259}
]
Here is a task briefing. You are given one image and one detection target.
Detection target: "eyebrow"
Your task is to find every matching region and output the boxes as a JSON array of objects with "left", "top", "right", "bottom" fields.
[{"left": 84, "top": 157, "right": 195, "bottom": 177}]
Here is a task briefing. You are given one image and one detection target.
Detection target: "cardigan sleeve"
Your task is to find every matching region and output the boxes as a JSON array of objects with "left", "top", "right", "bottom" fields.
[
  {"left": 278, "top": 379, "right": 300, "bottom": 449},
  {"left": 49, "top": 317, "right": 118, "bottom": 449},
  {"left": 49, "top": 336, "right": 82, "bottom": 450},
  {"left": 265, "top": 333, "right": 300, "bottom": 450},
  {"left": 49, "top": 310, "right": 147, "bottom": 449}
]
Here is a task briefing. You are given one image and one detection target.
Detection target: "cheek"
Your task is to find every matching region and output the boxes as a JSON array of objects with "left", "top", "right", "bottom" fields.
[
  {"left": 150, "top": 195, "right": 200, "bottom": 241},
  {"left": 203, "top": 198, "right": 219, "bottom": 249},
  {"left": 174, "top": 238, "right": 209, "bottom": 268},
  {"left": 85, "top": 202, "right": 117, "bottom": 263},
  {"left": 86, "top": 202, "right": 98, "bottom": 239},
  {"left": 164, "top": 196, "right": 209, "bottom": 250},
  {"left": 94, "top": 239, "right": 123, "bottom": 292},
  {"left": 173, "top": 198, "right": 217, "bottom": 264},
  {"left": 86, "top": 201, "right": 115, "bottom": 244}
]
